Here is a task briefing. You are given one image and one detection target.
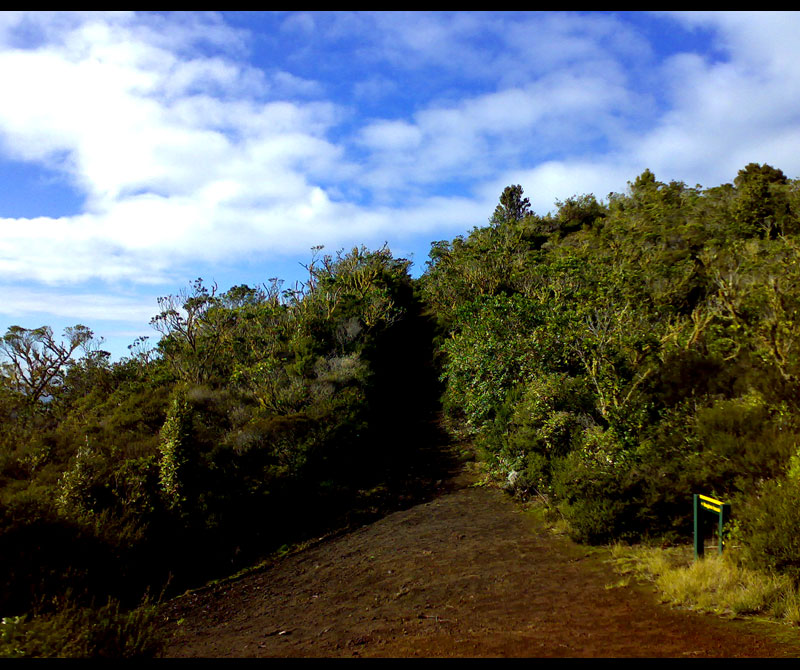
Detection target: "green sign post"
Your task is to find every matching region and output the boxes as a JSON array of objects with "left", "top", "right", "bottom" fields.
[{"left": 694, "top": 493, "right": 731, "bottom": 560}]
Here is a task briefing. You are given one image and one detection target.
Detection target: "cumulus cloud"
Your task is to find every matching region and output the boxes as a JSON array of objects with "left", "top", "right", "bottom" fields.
[
  {"left": 1, "top": 10, "right": 800, "bottom": 300},
  {"left": 0, "top": 12, "right": 360, "bottom": 286},
  {"left": 624, "top": 11, "right": 800, "bottom": 186},
  {"left": 356, "top": 71, "right": 638, "bottom": 199},
  {"left": 479, "top": 11, "right": 800, "bottom": 206},
  {"left": 0, "top": 283, "right": 157, "bottom": 323}
]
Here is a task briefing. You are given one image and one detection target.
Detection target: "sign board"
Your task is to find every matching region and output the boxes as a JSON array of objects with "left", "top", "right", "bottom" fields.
[{"left": 694, "top": 493, "right": 730, "bottom": 560}]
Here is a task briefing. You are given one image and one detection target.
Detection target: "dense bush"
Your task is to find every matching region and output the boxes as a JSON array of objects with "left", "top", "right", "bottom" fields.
[
  {"left": 0, "top": 244, "right": 446, "bottom": 656},
  {"left": 4, "top": 165, "right": 800, "bottom": 656},
  {"left": 424, "top": 165, "right": 800, "bottom": 570},
  {"left": 733, "top": 470, "right": 800, "bottom": 583}
]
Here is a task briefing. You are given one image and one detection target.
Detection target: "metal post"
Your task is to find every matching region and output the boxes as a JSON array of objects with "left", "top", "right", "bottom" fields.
[{"left": 694, "top": 494, "right": 704, "bottom": 560}]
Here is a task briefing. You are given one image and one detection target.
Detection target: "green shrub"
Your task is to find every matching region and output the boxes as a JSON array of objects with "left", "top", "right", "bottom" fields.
[
  {"left": 56, "top": 441, "right": 105, "bottom": 518},
  {"left": 551, "top": 427, "right": 641, "bottom": 543},
  {"left": 507, "top": 374, "right": 594, "bottom": 459},
  {"left": 480, "top": 374, "right": 596, "bottom": 499},
  {"left": 558, "top": 493, "right": 630, "bottom": 545},
  {"left": 734, "top": 475, "right": 800, "bottom": 583},
  {"left": 692, "top": 392, "right": 798, "bottom": 490},
  {"left": 158, "top": 388, "right": 194, "bottom": 512},
  {"left": 512, "top": 451, "right": 553, "bottom": 498},
  {"left": 440, "top": 294, "right": 546, "bottom": 432},
  {"left": 0, "top": 494, "right": 123, "bottom": 615},
  {"left": 0, "top": 597, "right": 163, "bottom": 658}
]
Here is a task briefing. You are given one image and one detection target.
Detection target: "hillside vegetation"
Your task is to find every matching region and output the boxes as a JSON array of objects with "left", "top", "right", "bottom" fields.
[
  {"left": 2, "top": 163, "right": 800, "bottom": 655},
  {"left": 422, "top": 164, "right": 800, "bottom": 564}
]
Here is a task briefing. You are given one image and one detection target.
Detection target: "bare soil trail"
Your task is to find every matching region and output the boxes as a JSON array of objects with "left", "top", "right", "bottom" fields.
[{"left": 160, "top": 461, "right": 800, "bottom": 658}]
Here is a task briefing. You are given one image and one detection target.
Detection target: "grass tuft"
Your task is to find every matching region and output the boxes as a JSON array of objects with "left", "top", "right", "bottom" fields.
[
  {"left": 609, "top": 543, "right": 800, "bottom": 626},
  {"left": 0, "top": 595, "right": 164, "bottom": 658}
]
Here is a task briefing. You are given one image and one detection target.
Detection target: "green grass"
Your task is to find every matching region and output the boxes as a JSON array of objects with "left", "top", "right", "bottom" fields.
[
  {"left": 608, "top": 543, "right": 800, "bottom": 626},
  {"left": 0, "top": 596, "right": 164, "bottom": 658}
]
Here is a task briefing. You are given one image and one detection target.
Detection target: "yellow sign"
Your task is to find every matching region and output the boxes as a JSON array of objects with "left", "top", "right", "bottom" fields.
[{"left": 694, "top": 493, "right": 731, "bottom": 560}]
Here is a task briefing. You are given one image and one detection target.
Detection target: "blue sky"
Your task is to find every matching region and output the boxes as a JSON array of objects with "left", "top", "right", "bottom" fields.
[{"left": 1, "top": 11, "right": 800, "bottom": 360}]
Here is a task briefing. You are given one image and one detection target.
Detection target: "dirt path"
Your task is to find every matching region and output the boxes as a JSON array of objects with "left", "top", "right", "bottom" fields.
[{"left": 160, "top": 465, "right": 800, "bottom": 658}]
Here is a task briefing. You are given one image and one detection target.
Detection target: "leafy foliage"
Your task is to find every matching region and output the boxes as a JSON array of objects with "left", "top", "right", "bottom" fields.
[
  {"left": 4, "top": 165, "right": 800, "bottom": 655},
  {"left": 490, "top": 184, "right": 532, "bottom": 226},
  {"left": 0, "top": 243, "right": 445, "bottom": 655},
  {"left": 425, "top": 165, "right": 800, "bottom": 563}
]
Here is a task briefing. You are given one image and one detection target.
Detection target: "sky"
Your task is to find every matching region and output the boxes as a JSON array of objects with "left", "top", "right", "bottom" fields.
[{"left": 1, "top": 11, "right": 800, "bottom": 360}]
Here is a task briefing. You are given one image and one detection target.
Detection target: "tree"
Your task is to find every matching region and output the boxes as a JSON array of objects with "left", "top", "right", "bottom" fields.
[
  {"left": 0, "top": 325, "right": 95, "bottom": 404},
  {"left": 554, "top": 194, "right": 606, "bottom": 234},
  {"left": 734, "top": 163, "right": 788, "bottom": 188},
  {"left": 150, "top": 278, "right": 225, "bottom": 384},
  {"left": 490, "top": 184, "right": 532, "bottom": 226},
  {"left": 732, "top": 163, "right": 790, "bottom": 238},
  {"left": 631, "top": 168, "right": 658, "bottom": 192}
]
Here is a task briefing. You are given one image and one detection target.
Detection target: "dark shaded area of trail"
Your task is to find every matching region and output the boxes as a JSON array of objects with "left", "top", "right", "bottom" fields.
[{"left": 161, "top": 464, "right": 800, "bottom": 658}]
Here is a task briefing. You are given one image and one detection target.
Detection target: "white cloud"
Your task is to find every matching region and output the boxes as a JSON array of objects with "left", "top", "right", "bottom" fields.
[
  {"left": 0, "top": 13, "right": 357, "bottom": 286},
  {"left": 359, "top": 120, "right": 422, "bottom": 152},
  {"left": 2, "top": 12, "right": 529, "bottom": 288},
  {"left": 491, "top": 11, "right": 800, "bottom": 207},
  {"left": 668, "top": 12, "right": 800, "bottom": 74},
  {"left": 2, "top": 9, "right": 800, "bottom": 303},
  {"left": 0, "top": 283, "right": 157, "bottom": 323},
  {"left": 625, "top": 12, "right": 800, "bottom": 186},
  {"left": 480, "top": 160, "right": 637, "bottom": 216},
  {"left": 355, "top": 71, "right": 636, "bottom": 196}
]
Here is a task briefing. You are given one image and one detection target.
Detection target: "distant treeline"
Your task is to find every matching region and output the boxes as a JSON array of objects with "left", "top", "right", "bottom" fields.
[{"left": 2, "top": 163, "right": 800, "bottom": 655}]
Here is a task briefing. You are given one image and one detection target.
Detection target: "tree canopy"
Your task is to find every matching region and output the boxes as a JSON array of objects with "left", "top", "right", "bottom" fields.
[
  {"left": 3, "top": 164, "right": 800, "bottom": 655},
  {"left": 490, "top": 184, "right": 532, "bottom": 226}
]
